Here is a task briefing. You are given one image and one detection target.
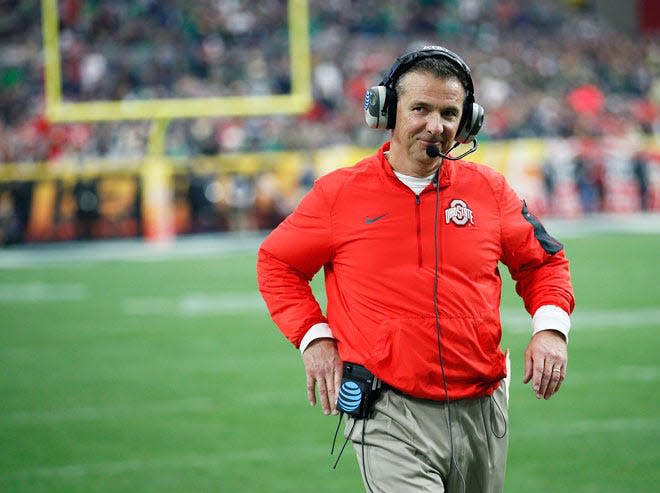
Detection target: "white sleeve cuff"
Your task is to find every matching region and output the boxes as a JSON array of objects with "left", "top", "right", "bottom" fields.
[
  {"left": 299, "top": 322, "right": 335, "bottom": 354},
  {"left": 532, "top": 305, "right": 571, "bottom": 342}
]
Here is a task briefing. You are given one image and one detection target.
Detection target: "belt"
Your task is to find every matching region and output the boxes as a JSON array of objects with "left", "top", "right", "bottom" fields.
[
  {"left": 381, "top": 382, "right": 451, "bottom": 403},
  {"left": 381, "top": 381, "right": 418, "bottom": 399}
]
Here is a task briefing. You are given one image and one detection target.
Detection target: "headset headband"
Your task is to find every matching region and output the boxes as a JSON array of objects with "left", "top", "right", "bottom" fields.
[
  {"left": 380, "top": 45, "right": 475, "bottom": 100},
  {"left": 363, "top": 44, "right": 484, "bottom": 141}
]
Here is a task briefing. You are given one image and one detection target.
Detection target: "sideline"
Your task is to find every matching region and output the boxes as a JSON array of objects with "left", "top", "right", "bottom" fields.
[{"left": 0, "top": 231, "right": 266, "bottom": 268}]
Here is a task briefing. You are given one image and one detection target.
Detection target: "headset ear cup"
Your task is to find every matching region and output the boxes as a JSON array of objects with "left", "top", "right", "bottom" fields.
[
  {"left": 456, "top": 102, "right": 484, "bottom": 143},
  {"left": 364, "top": 86, "right": 389, "bottom": 129}
]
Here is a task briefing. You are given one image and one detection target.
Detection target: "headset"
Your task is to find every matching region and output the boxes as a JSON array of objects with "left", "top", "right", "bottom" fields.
[{"left": 363, "top": 45, "right": 484, "bottom": 144}]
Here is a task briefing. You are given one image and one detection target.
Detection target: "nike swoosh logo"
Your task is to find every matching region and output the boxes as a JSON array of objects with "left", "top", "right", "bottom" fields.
[{"left": 365, "top": 214, "right": 387, "bottom": 224}]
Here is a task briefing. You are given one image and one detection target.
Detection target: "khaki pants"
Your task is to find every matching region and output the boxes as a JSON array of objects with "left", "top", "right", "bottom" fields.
[{"left": 345, "top": 382, "right": 509, "bottom": 493}]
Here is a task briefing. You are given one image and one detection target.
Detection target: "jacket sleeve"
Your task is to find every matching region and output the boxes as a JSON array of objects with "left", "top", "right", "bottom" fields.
[
  {"left": 499, "top": 179, "right": 575, "bottom": 318},
  {"left": 256, "top": 181, "right": 334, "bottom": 348}
]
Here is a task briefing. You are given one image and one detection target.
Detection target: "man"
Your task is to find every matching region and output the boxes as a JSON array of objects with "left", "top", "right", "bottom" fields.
[{"left": 257, "top": 45, "right": 574, "bottom": 493}]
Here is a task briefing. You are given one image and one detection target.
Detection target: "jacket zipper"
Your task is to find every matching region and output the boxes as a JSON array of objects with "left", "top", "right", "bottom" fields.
[{"left": 415, "top": 194, "right": 422, "bottom": 267}]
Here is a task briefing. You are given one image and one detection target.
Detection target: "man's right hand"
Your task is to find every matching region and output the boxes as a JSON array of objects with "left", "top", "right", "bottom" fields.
[{"left": 302, "top": 338, "right": 343, "bottom": 415}]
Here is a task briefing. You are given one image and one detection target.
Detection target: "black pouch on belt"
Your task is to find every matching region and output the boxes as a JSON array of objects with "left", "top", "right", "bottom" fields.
[{"left": 336, "top": 362, "right": 382, "bottom": 419}]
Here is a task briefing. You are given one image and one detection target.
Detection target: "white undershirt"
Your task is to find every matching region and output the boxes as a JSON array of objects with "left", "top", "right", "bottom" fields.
[{"left": 393, "top": 170, "right": 436, "bottom": 195}]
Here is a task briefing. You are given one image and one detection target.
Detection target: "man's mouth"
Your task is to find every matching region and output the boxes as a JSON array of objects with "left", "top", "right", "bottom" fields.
[{"left": 420, "top": 140, "right": 443, "bottom": 152}]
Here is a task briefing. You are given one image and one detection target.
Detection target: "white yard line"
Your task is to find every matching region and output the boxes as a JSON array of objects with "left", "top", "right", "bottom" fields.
[
  {"left": 568, "top": 366, "right": 660, "bottom": 385},
  {"left": 2, "top": 416, "right": 657, "bottom": 482},
  {"left": 121, "top": 292, "right": 267, "bottom": 316},
  {"left": 121, "top": 292, "right": 660, "bottom": 332},
  {"left": 501, "top": 307, "right": 660, "bottom": 332},
  {"left": 0, "top": 281, "right": 87, "bottom": 302},
  {"left": 0, "top": 278, "right": 655, "bottom": 332},
  {"left": 522, "top": 417, "right": 660, "bottom": 436},
  {"left": 0, "top": 445, "right": 326, "bottom": 482},
  {"left": 1, "top": 398, "right": 217, "bottom": 425}
]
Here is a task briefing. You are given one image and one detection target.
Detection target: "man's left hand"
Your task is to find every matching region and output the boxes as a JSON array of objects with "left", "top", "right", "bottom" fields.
[{"left": 523, "top": 330, "right": 567, "bottom": 400}]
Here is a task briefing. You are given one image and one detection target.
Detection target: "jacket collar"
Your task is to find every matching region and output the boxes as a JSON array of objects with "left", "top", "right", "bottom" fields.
[{"left": 377, "top": 141, "right": 452, "bottom": 189}]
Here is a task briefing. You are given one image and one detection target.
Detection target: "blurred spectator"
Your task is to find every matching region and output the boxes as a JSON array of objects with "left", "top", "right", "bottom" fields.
[
  {"left": 4, "top": 180, "right": 34, "bottom": 244},
  {"left": 540, "top": 158, "right": 557, "bottom": 214},
  {"left": 185, "top": 172, "right": 230, "bottom": 233},
  {"left": 253, "top": 171, "right": 288, "bottom": 230},
  {"left": 1, "top": 0, "right": 658, "bottom": 163},
  {"left": 228, "top": 173, "right": 255, "bottom": 230},
  {"left": 573, "top": 150, "right": 607, "bottom": 214},
  {"left": 73, "top": 178, "right": 100, "bottom": 240},
  {"left": 632, "top": 152, "right": 651, "bottom": 210}
]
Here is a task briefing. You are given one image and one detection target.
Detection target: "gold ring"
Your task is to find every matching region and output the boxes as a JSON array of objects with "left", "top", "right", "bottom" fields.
[{"left": 552, "top": 368, "right": 562, "bottom": 373}]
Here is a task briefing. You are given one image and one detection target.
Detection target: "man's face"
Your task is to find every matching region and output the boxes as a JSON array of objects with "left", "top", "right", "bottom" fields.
[{"left": 391, "top": 70, "right": 466, "bottom": 166}]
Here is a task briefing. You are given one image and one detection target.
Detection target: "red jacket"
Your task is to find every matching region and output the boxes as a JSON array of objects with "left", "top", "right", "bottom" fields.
[{"left": 257, "top": 142, "right": 574, "bottom": 400}]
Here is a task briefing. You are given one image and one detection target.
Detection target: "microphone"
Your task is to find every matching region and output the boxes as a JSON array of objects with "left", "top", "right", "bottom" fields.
[
  {"left": 426, "top": 145, "right": 442, "bottom": 158},
  {"left": 426, "top": 140, "right": 478, "bottom": 161}
]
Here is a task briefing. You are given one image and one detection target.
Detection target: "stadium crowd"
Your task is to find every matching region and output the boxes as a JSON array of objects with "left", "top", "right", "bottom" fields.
[
  {"left": 0, "top": 0, "right": 658, "bottom": 243},
  {"left": 1, "top": 0, "right": 658, "bottom": 161}
]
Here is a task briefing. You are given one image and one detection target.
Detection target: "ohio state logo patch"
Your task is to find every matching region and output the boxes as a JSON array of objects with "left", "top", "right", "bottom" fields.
[{"left": 445, "top": 199, "right": 474, "bottom": 226}]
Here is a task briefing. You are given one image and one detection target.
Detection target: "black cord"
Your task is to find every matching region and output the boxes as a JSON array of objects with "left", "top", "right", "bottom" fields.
[
  {"left": 361, "top": 418, "right": 376, "bottom": 493},
  {"left": 489, "top": 393, "right": 508, "bottom": 439},
  {"left": 331, "top": 416, "right": 376, "bottom": 493},
  {"left": 330, "top": 412, "right": 343, "bottom": 455},
  {"left": 331, "top": 413, "right": 354, "bottom": 469},
  {"left": 433, "top": 174, "right": 466, "bottom": 493}
]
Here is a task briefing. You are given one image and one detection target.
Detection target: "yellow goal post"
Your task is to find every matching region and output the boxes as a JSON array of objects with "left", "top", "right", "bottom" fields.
[
  {"left": 39, "top": 0, "right": 313, "bottom": 241},
  {"left": 41, "top": 0, "right": 313, "bottom": 122}
]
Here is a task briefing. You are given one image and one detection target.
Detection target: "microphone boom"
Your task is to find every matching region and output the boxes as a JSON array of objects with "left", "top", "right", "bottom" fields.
[{"left": 426, "top": 140, "right": 478, "bottom": 161}]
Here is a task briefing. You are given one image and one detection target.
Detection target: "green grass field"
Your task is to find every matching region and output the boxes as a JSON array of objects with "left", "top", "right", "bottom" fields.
[{"left": 1, "top": 230, "right": 659, "bottom": 492}]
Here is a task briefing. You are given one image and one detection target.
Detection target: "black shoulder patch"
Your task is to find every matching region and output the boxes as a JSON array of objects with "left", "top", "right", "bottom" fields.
[{"left": 521, "top": 201, "right": 563, "bottom": 254}]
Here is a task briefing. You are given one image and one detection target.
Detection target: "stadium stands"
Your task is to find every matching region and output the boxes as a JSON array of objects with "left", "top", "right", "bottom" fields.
[{"left": 0, "top": 0, "right": 658, "bottom": 243}]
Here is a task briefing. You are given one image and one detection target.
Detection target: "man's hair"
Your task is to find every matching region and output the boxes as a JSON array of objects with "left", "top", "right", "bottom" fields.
[{"left": 394, "top": 56, "right": 470, "bottom": 99}]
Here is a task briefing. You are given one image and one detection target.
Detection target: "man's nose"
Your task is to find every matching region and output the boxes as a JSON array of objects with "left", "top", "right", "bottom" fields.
[{"left": 426, "top": 112, "right": 443, "bottom": 135}]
